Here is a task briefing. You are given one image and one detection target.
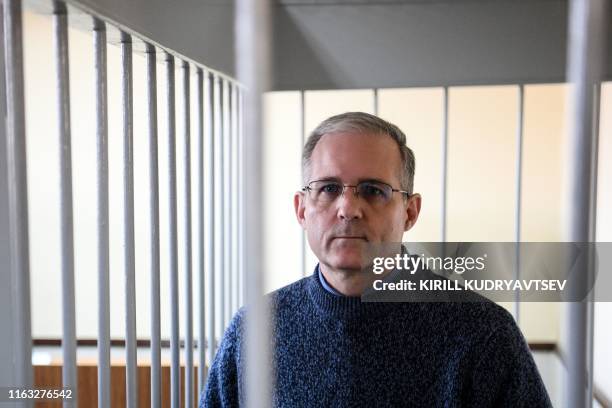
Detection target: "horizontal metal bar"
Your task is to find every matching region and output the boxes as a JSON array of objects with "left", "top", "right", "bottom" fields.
[{"left": 32, "top": 338, "right": 210, "bottom": 348}]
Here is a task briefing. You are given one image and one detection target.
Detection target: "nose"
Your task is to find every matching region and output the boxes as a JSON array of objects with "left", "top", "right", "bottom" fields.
[{"left": 336, "top": 186, "right": 364, "bottom": 220}]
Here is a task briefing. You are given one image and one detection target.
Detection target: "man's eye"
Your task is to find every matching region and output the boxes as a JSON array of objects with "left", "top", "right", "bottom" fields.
[
  {"left": 320, "top": 184, "right": 341, "bottom": 194},
  {"left": 361, "top": 184, "right": 385, "bottom": 197}
]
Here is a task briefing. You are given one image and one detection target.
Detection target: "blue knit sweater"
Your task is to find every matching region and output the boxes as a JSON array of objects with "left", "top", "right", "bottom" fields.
[{"left": 200, "top": 271, "right": 551, "bottom": 407}]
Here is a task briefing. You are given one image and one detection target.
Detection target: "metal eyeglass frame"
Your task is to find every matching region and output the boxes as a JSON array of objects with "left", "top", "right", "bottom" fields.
[{"left": 301, "top": 179, "right": 411, "bottom": 201}]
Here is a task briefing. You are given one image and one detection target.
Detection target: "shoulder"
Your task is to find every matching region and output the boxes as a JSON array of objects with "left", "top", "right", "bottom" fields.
[
  {"left": 225, "top": 275, "right": 313, "bottom": 333},
  {"left": 267, "top": 275, "right": 312, "bottom": 309},
  {"left": 404, "top": 295, "right": 519, "bottom": 347}
]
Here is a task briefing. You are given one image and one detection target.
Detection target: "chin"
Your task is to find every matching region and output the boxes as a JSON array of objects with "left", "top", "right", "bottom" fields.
[{"left": 327, "top": 252, "right": 364, "bottom": 271}]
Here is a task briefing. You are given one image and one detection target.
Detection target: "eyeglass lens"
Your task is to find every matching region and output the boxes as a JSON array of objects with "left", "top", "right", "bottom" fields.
[{"left": 308, "top": 181, "right": 392, "bottom": 205}]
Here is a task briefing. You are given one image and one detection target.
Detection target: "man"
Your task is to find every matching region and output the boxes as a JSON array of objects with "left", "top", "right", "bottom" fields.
[{"left": 201, "top": 112, "right": 551, "bottom": 407}]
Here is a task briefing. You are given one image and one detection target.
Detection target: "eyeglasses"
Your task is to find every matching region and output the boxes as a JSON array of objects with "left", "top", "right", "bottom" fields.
[{"left": 302, "top": 179, "right": 410, "bottom": 206}]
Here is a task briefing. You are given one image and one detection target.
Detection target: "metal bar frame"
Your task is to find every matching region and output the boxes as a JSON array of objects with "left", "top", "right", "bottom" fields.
[
  {"left": 166, "top": 53, "right": 181, "bottom": 408},
  {"left": 236, "top": 0, "right": 273, "bottom": 406},
  {"left": 513, "top": 84, "right": 524, "bottom": 322},
  {"left": 373, "top": 88, "right": 379, "bottom": 115},
  {"left": 440, "top": 86, "right": 448, "bottom": 242},
  {"left": 223, "top": 78, "right": 232, "bottom": 326},
  {"left": 213, "top": 74, "right": 224, "bottom": 341},
  {"left": 299, "top": 90, "right": 306, "bottom": 278},
  {"left": 238, "top": 89, "right": 245, "bottom": 308},
  {"left": 3, "top": 2, "right": 245, "bottom": 407},
  {"left": 564, "top": 0, "right": 608, "bottom": 406},
  {"left": 196, "top": 67, "right": 206, "bottom": 395},
  {"left": 205, "top": 70, "right": 217, "bottom": 373},
  {"left": 120, "top": 32, "right": 138, "bottom": 408},
  {"left": 586, "top": 82, "right": 601, "bottom": 407},
  {"left": 231, "top": 82, "right": 240, "bottom": 314},
  {"left": 182, "top": 60, "right": 195, "bottom": 408},
  {"left": 2, "top": 0, "right": 33, "bottom": 395},
  {"left": 53, "top": 3, "right": 78, "bottom": 405},
  {"left": 94, "top": 17, "right": 111, "bottom": 408},
  {"left": 146, "top": 43, "right": 162, "bottom": 408}
]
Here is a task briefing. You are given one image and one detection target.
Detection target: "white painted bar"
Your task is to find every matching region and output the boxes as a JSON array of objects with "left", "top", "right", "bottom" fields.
[
  {"left": 236, "top": 0, "right": 273, "bottom": 406},
  {"left": 196, "top": 67, "right": 206, "bottom": 394},
  {"left": 564, "top": 0, "right": 608, "bottom": 406},
  {"left": 513, "top": 84, "right": 524, "bottom": 322},
  {"left": 53, "top": 3, "right": 78, "bottom": 405},
  {"left": 231, "top": 83, "right": 239, "bottom": 313},
  {"left": 440, "top": 86, "right": 448, "bottom": 243},
  {"left": 213, "top": 75, "right": 225, "bottom": 339},
  {"left": 1, "top": 0, "right": 33, "bottom": 397},
  {"left": 181, "top": 60, "right": 194, "bottom": 408},
  {"left": 205, "top": 70, "right": 217, "bottom": 369},
  {"left": 94, "top": 17, "right": 111, "bottom": 408},
  {"left": 223, "top": 79, "right": 232, "bottom": 325},
  {"left": 145, "top": 43, "right": 162, "bottom": 408},
  {"left": 166, "top": 53, "right": 181, "bottom": 408},
  {"left": 120, "top": 32, "right": 138, "bottom": 408}
]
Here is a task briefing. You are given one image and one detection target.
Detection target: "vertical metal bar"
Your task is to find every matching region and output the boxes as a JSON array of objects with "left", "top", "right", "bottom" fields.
[
  {"left": 440, "top": 86, "right": 448, "bottom": 243},
  {"left": 53, "top": 4, "right": 78, "bottom": 405},
  {"left": 373, "top": 88, "right": 379, "bottom": 116},
  {"left": 166, "top": 53, "right": 180, "bottom": 408},
  {"left": 223, "top": 79, "right": 232, "bottom": 325},
  {"left": 586, "top": 83, "right": 601, "bottom": 407},
  {"left": 94, "top": 18, "right": 110, "bottom": 408},
  {"left": 146, "top": 43, "right": 161, "bottom": 408},
  {"left": 205, "top": 71, "right": 216, "bottom": 368},
  {"left": 196, "top": 68, "right": 207, "bottom": 395},
  {"left": 120, "top": 32, "right": 137, "bottom": 408},
  {"left": 299, "top": 90, "right": 306, "bottom": 278},
  {"left": 513, "top": 84, "right": 524, "bottom": 323},
  {"left": 231, "top": 83, "right": 239, "bottom": 313},
  {"left": 214, "top": 75, "right": 225, "bottom": 338},
  {"left": 181, "top": 61, "right": 194, "bottom": 408},
  {"left": 236, "top": 0, "right": 273, "bottom": 406},
  {"left": 238, "top": 88, "right": 245, "bottom": 308},
  {"left": 564, "top": 0, "right": 608, "bottom": 407},
  {"left": 2, "top": 0, "right": 33, "bottom": 394}
]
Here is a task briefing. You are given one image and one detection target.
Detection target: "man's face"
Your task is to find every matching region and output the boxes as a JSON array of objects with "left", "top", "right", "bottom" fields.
[{"left": 294, "top": 132, "right": 421, "bottom": 273}]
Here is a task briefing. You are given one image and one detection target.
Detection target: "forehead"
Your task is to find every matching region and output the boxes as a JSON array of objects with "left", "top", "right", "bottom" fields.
[{"left": 309, "top": 132, "right": 403, "bottom": 184}]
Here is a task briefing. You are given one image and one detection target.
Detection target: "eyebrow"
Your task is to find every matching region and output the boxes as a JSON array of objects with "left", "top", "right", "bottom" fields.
[{"left": 310, "top": 177, "right": 393, "bottom": 186}]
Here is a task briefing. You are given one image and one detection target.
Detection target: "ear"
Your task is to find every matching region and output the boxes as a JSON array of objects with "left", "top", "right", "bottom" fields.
[
  {"left": 404, "top": 193, "right": 422, "bottom": 231},
  {"left": 294, "top": 191, "right": 306, "bottom": 228}
]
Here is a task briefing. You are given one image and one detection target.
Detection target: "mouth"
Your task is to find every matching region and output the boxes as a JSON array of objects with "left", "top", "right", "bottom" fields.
[{"left": 333, "top": 236, "right": 368, "bottom": 241}]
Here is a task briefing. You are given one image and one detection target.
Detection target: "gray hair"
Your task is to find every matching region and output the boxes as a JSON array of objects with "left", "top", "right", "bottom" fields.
[{"left": 302, "top": 112, "right": 416, "bottom": 193}]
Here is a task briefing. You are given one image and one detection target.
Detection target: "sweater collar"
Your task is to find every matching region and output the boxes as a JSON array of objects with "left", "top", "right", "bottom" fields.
[
  {"left": 317, "top": 264, "right": 344, "bottom": 296},
  {"left": 307, "top": 264, "right": 391, "bottom": 321}
]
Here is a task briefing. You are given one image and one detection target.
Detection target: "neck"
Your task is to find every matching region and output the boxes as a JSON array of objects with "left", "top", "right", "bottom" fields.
[{"left": 319, "top": 263, "right": 390, "bottom": 296}]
